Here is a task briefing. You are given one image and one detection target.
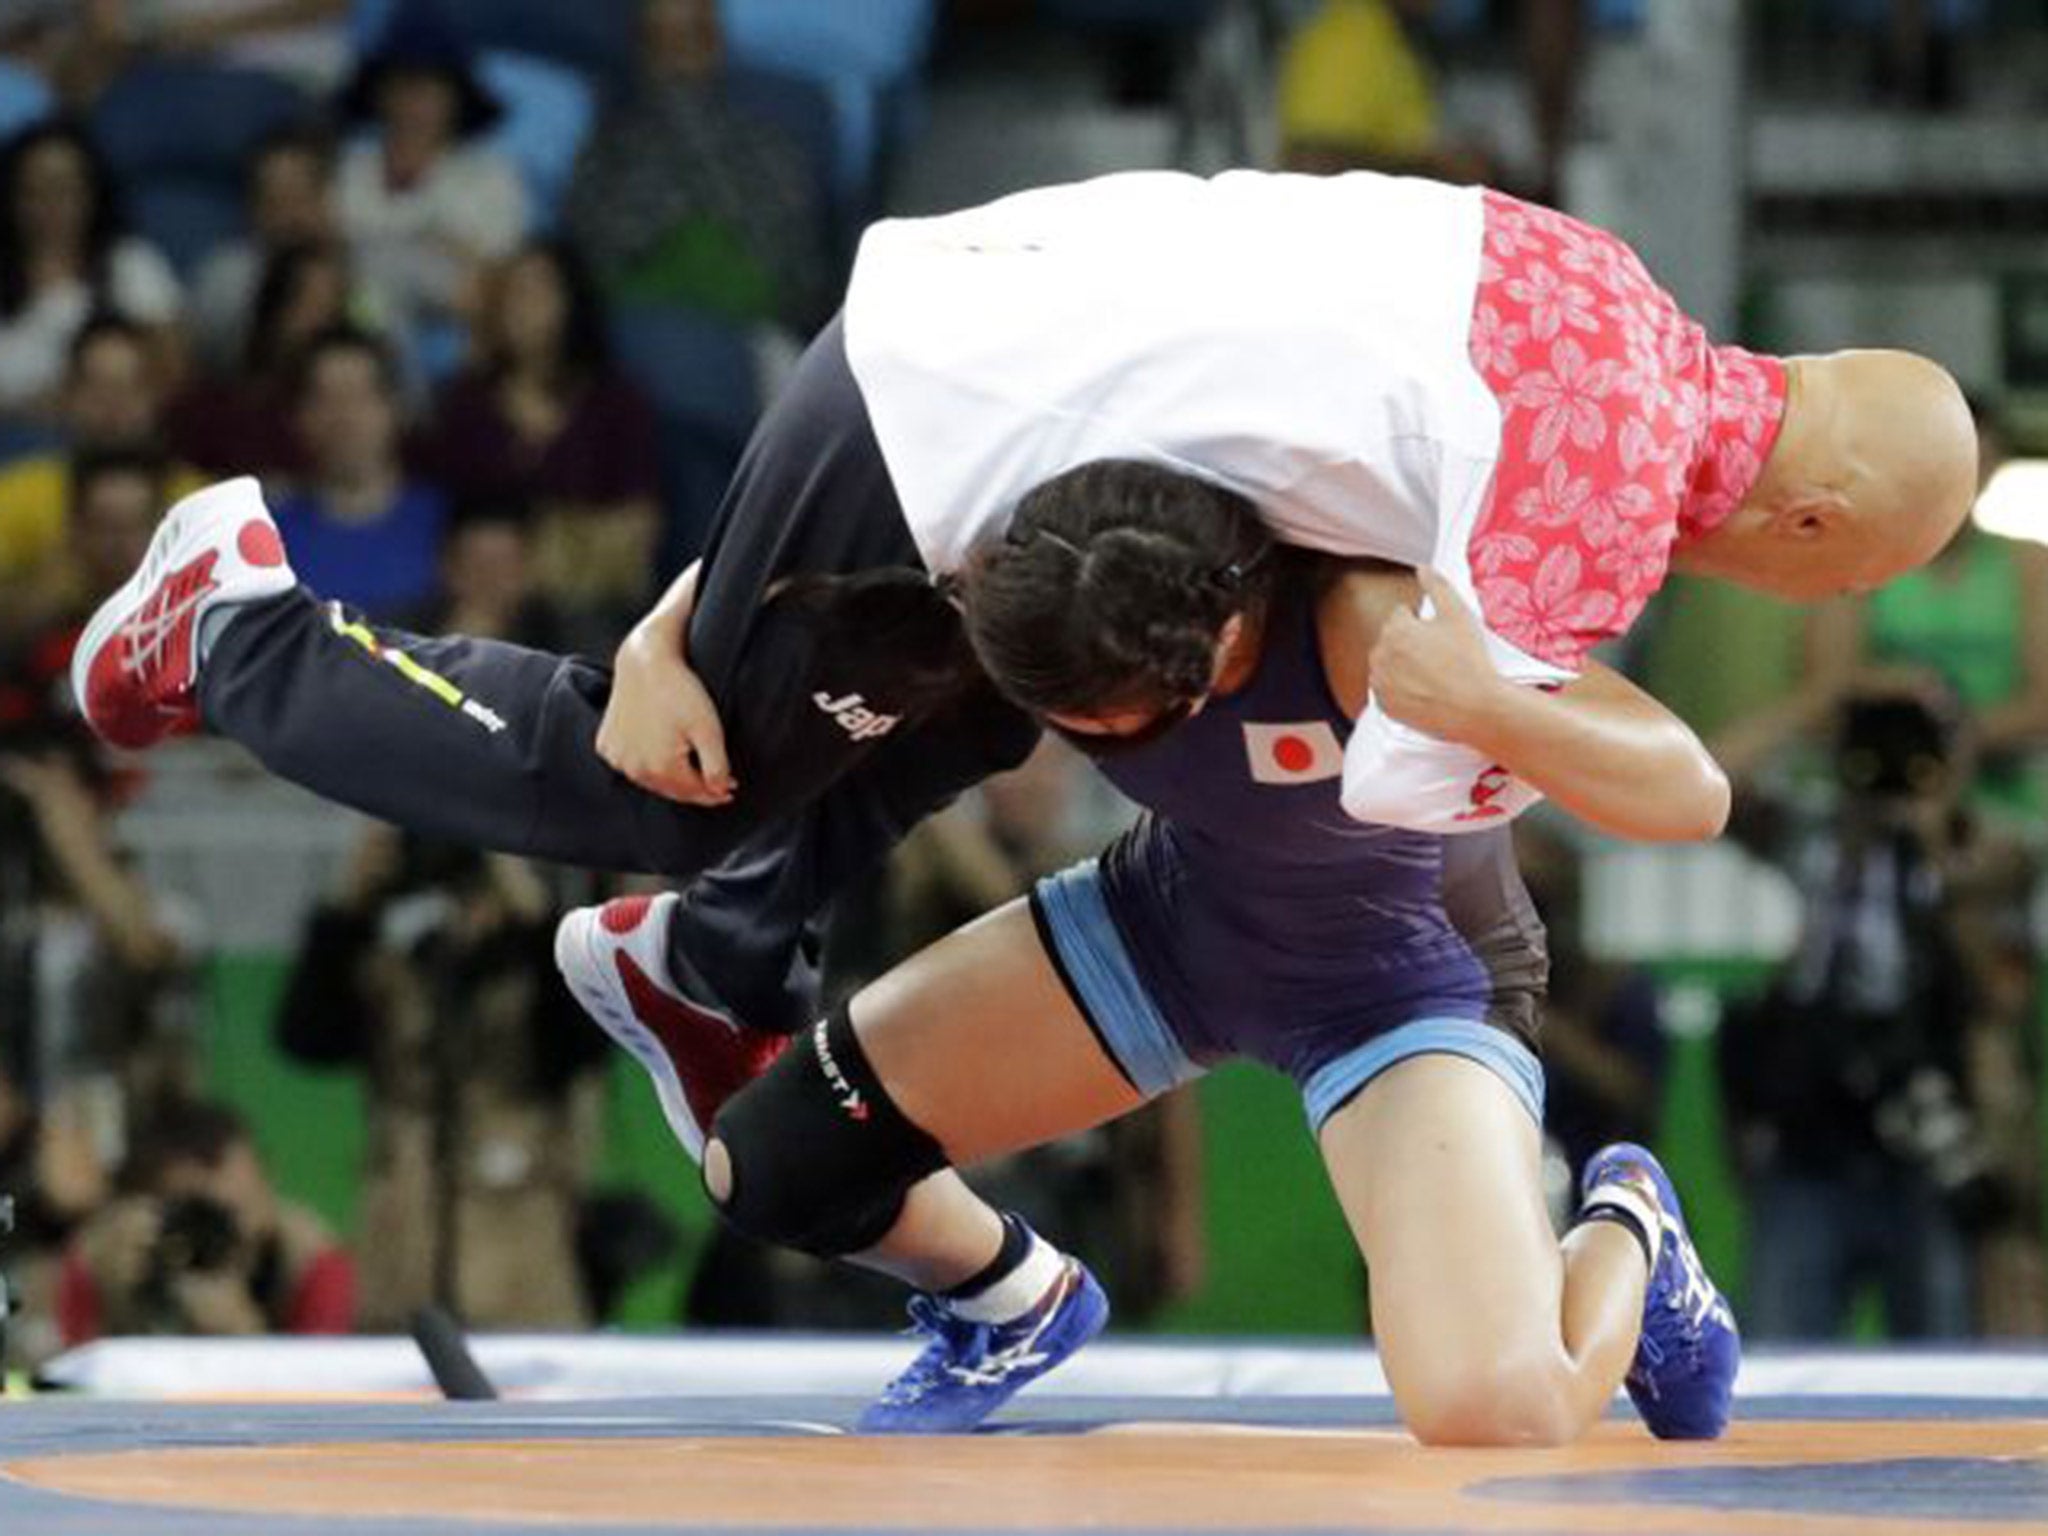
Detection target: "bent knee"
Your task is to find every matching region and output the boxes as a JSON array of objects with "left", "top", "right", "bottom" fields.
[{"left": 1398, "top": 1362, "right": 1584, "bottom": 1449}]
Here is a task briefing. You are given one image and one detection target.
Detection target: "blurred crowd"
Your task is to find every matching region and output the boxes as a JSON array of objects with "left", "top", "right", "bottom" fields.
[{"left": 3, "top": 0, "right": 2047, "bottom": 1374}]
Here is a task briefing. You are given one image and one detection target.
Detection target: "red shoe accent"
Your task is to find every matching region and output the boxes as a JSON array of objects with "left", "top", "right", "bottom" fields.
[
  {"left": 238, "top": 520, "right": 286, "bottom": 568},
  {"left": 86, "top": 550, "right": 220, "bottom": 750},
  {"left": 614, "top": 953, "right": 788, "bottom": 1133},
  {"left": 600, "top": 895, "right": 655, "bottom": 936}
]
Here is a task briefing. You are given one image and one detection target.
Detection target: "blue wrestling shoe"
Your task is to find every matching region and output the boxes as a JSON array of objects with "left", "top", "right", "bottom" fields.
[
  {"left": 856, "top": 1259, "right": 1109, "bottom": 1434},
  {"left": 1582, "top": 1142, "right": 1740, "bottom": 1441}
]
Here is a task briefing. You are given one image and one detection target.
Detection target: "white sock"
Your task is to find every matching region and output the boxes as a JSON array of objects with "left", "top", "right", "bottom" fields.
[
  {"left": 945, "top": 1231, "right": 1068, "bottom": 1326},
  {"left": 196, "top": 603, "right": 251, "bottom": 667},
  {"left": 1579, "top": 1179, "right": 1664, "bottom": 1273}
]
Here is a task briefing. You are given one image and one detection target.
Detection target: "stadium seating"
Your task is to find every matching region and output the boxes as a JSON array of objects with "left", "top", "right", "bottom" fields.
[
  {"left": 721, "top": 0, "right": 937, "bottom": 222},
  {"left": 722, "top": 66, "right": 844, "bottom": 250},
  {"left": 417, "top": 0, "right": 637, "bottom": 97},
  {"left": 0, "top": 59, "right": 53, "bottom": 144},
  {"left": 90, "top": 63, "right": 311, "bottom": 276},
  {"left": 607, "top": 303, "right": 760, "bottom": 561},
  {"left": 479, "top": 50, "right": 598, "bottom": 231}
]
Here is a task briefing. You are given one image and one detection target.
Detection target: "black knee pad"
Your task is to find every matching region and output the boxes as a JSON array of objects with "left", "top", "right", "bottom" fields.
[{"left": 708, "top": 1003, "right": 948, "bottom": 1258}]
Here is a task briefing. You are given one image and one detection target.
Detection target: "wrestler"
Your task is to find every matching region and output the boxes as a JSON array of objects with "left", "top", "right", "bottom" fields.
[
  {"left": 73, "top": 171, "right": 1974, "bottom": 1091},
  {"left": 644, "top": 473, "right": 1737, "bottom": 1441}
]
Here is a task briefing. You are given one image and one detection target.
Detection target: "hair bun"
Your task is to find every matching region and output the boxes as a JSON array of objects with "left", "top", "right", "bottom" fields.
[
  {"left": 1070, "top": 530, "right": 1228, "bottom": 700},
  {"left": 1079, "top": 527, "right": 1192, "bottom": 603}
]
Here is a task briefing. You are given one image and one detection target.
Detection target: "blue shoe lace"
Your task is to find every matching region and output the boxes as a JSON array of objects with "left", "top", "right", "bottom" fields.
[
  {"left": 873, "top": 1296, "right": 989, "bottom": 1408},
  {"left": 1632, "top": 1214, "right": 1731, "bottom": 1400},
  {"left": 876, "top": 1275, "right": 1075, "bottom": 1408}
]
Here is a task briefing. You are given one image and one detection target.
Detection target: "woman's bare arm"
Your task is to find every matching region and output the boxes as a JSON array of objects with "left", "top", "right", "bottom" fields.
[{"left": 1369, "top": 571, "right": 1730, "bottom": 842}]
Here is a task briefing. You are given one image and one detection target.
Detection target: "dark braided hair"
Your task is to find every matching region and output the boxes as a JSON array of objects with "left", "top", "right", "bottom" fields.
[{"left": 960, "top": 459, "right": 1276, "bottom": 721}]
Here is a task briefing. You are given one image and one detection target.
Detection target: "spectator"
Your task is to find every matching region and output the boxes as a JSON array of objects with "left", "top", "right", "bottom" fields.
[
  {"left": 335, "top": 2, "right": 526, "bottom": 342},
  {"left": 0, "top": 119, "right": 182, "bottom": 416},
  {"left": 276, "top": 817, "right": 606, "bottom": 1330},
  {"left": 1719, "top": 679, "right": 2017, "bottom": 1339},
  {"left": 188, "top": 125, "right": 343, "bottom": 375},
  {"left": 271, "top": 323, "right": 447, "bottom": 616},
  {"left": 57, "top": 1098, "right": 354, "bottom": 1341},
  {"left": 1715, "top": 401, "right": 2048, "bottom": 813},
  {"left": 0, "top": 457, "right": 197, "bottom": 1129},
  {"left": 565, "top": 0, "right": 828, "bottom": 330},
  {"left": 412, "top": 499, "right": 563, "bottom": 650},
  {"left": 1869, "top": 0, "right": 1968, "bottom": 110},
  {"left": 0, "top": 314, "right": 203, "bottom": 612},
  {"left": 1519, "top": 0, "right": 1586, "bottom": 202},
  {"left": 426, "top": 241, "right": 660, "bottom": 651},
  {"left": 1, "top": 448, "right": 175, "bottom": 745},
  {"left": 0, "top": 1066, "right": 110, "bottom": 1369},
  {"left": 169, "top": 239, "right": 362, "bottom": 481},
  {"left": 19, "top": 0, "right": 352, "bottom": 105},
  {"left": 1277, "top": 0, "right": 1492, "bottom": 185},
  {"left": 121, "top": 1, "right": 353, "bottom": 91}
]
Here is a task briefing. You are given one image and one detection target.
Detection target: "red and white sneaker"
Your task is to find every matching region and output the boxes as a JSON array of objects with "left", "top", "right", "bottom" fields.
[
  {"left": 554, "top": 893, "right": 789, "bottom": 1162},
  {"left": 71, "top": 476, "right": 295, "bottom": 751}
]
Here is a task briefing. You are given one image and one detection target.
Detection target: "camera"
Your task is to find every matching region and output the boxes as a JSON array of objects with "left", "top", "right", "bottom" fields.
[
  {"left": 145, "top": 1194, "right": 242, "bottom": 1290},
  {"left": 1874, "top": 1067, "right": 2009, "bottom": 1231},
  {"left": 1835, "top": 691, "right": 1958, "bottom": 801}
]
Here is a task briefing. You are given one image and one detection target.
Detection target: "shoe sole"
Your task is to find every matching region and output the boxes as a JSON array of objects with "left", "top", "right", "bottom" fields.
[
  {"left": 72, "top": 477, "right": 286, "bottom": 742},
  {"left": 554, "top": 909, "right": 708, "bottom": 1163}
]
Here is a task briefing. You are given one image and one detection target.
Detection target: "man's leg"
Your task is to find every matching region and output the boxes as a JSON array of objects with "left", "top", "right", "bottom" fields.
[
  {"left": 651, "top": 312, "right": 983, "bottom": 1030},
  {"left": 669, "top": 678, "right": 1041, "bottom": 1034},
  {"left": 200, "top": 588, "right": 920, "bottom": 881},
  {"left": 186, "top": 302, "right": 982, "bottom": 982}
]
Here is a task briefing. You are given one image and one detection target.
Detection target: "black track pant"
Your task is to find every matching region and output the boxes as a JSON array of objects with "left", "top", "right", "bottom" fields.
[{"left": 199, "top": 318, "right": 1039, "bottom": 1033}]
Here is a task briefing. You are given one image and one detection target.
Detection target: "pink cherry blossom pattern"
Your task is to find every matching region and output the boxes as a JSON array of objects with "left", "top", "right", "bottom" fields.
[
  {"left": 1481, "top": 545, "right": 1622, "bottom": 659},
  {"left": 1617, "top": 414, "right": 1670, "bottom": 476},
  {"left": 1503, "top": 261, "right": 1600, "bottom": 342},
  {"left": 1712, "top": 348, "right": 1782, "bottom": 444},
  {"left": 1597, "top": 515, "right": 1675, "bottom": 601},
  {"left": 1469, "top": 302, "right": 1528, "bottom": 377},
  {"left": 1460, "top": 189, "right": 1787, "bottom": 670},
  {"left": 1471, "top": 526, "right": 1539, "bottom": 576},
  {"left": 1511, "top": 336, "right": 1621, "bottom": 460}
]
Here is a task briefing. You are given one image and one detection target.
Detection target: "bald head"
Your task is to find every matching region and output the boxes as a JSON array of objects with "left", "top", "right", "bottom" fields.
[{"left": 1684, "top": 349, "right": 1977, "bottom": 602}]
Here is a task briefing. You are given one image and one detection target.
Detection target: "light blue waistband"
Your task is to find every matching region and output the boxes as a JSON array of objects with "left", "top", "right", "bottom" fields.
[
  {"left": 1033, "top": 861, "right": 1202, "bottom": 1098},
  {"left": 1302, "top": 1017, "right": 1546, "bottom": 1133}
]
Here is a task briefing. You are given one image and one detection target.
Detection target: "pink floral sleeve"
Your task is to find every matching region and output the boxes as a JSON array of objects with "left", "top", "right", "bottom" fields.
[{"left": 1464, "top": 191, "right": 1787, "bottom": 670}]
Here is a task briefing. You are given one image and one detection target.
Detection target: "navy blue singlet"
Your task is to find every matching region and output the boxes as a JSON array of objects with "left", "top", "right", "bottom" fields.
[{"left": 1072, "top": 565, "right": 1546, "bottom": 1086}]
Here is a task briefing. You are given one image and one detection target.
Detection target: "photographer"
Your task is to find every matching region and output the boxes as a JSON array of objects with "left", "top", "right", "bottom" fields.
[
  {"left": 1719, "top": 677, "right": 2020, "bottom": 1339},
  {"left": 273, "top": 509, "right": 607, "bottom": 1330},
  {"left": 1, "top": 450, "right": 197, "bottom": 1135},
  {"left": 0, "top": 1068, "right": 108, "bottom": 1369},
  {"left": 277, "top": 825, "right": 607, "bottom": 1330},
  {"left": 55, "top": 1100, "right": 353, "bottom": 1342}
]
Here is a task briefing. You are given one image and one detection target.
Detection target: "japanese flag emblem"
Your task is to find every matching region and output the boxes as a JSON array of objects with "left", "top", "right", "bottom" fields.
[{"left": 1243, "top": 721, "right": 1345, "bottom": 785}]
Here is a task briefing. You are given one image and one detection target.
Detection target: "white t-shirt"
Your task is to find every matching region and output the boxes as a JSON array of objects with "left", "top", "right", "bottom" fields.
[
  {"left": 843, "top": 169, "right": 1567, "bottom": 833},
  {"left": 0, "top": 239, "right": 184, "bottom": 410},
  {"left": 338, "top": 141, "right": 527, "bottom": 320}
]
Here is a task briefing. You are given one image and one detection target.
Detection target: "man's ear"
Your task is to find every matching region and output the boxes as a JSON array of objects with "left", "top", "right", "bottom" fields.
[{"left": 1772, "top": 489, "right": 1848, "bottom": 542}]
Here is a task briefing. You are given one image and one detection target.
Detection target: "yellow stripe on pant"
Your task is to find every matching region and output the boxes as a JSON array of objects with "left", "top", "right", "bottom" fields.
[{"left": 328, "top": 605, "right": 506, "bottom": 734}]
